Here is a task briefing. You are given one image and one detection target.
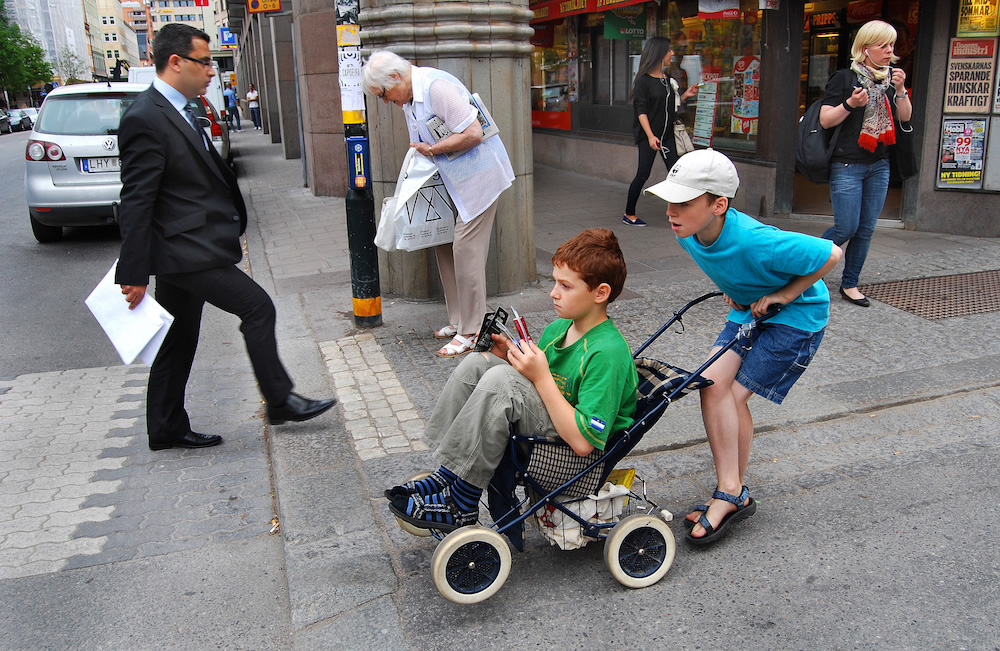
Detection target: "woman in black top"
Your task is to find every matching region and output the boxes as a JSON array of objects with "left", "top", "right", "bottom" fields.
[
  {"left": 623, "top": 36, "right": 698, "bottom": 226},
  {"left": 819, "top": 20, "right": 912, "bottom": 306}
]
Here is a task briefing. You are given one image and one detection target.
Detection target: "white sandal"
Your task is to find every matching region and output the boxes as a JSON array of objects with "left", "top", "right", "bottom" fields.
[
  {"left": 437, "top": 334, "right": 475, "bottom": 358},
  {"left": 434, "top": 324, "right": 458, "bottom": 339}
]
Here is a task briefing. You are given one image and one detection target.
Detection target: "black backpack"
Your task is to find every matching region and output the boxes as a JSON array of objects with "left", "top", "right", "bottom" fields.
[{"left": 796, "top": 98, "right": 842, "bottom": 184}]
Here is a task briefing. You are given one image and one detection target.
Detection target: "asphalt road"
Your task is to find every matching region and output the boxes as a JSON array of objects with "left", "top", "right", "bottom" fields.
[{"left": 0, "top": 129, "right": 123, "bottom": 376}]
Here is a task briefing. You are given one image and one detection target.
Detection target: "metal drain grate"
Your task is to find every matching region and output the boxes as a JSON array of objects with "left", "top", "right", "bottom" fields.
[{"left": 859, "top": 270, "right": 1000, "bottom": 320}]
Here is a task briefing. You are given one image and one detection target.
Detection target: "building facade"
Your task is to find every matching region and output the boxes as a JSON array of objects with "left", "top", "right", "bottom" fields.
[{"left": 228, "top": 0, "right": 1000, "bottom": 239}]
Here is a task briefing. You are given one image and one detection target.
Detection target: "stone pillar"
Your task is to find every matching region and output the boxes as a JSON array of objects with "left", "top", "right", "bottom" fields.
[
  {"left": 293, "top": 0, "right": 348, "bottom": 197},
  {"left": 270, "top": 14, "right": 301, "bottom": 159},
  {"left": 360, "top": 0, "right": 536, "bottom": 298}
]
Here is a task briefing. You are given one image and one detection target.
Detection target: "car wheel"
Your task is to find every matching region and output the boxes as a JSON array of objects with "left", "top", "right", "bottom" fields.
[{"left": 30, "top": 214, "right": 62, "bottom": 243}]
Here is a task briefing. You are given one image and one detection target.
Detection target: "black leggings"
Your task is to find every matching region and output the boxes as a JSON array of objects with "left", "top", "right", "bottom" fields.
[{"left": 625, "top": 142, "right": 677, "bottom": 216}]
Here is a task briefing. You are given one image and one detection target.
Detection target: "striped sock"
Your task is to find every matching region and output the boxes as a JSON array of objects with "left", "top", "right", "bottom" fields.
[
  {"left": 410, "top": 467, "right": 458, "bottom": 496},
  {"left": 398, "top": 475, "right": 482, "bottom": 527},
  {"left": 448, "top": 476, "right": 482, "bottom": 512}
]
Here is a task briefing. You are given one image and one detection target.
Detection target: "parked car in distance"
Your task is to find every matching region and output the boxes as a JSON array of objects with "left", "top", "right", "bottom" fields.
[
  {"left": 0, "top": 111, "right": 10, "bottom": 134},
  {"left": 24, "top": 82, "right": 147, "bottom": 242},
  {"left": 8, "top": 108, "right": 32, "bottom": 131},
  {"left": 22, "top": 107, "right": 38, "bottom": 123}
]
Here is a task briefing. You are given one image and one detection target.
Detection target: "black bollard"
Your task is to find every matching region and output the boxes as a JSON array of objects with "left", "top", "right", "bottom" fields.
[{"left": 345, "top": 132, "right": 382, "bottom": 328}]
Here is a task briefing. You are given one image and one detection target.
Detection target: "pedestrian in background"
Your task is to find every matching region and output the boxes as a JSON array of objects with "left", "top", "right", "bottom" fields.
[
  {"left": 362, "top": 50, "right": 514, "bottom": 358},
  {"left": 115, "top": 24, "right": 335, "bottom": 451},
  {"left": 246, "top": 83, "right": 261, "bottom": 129},
  {"left": 223, "top": 82, "right": 241, "bottom": 131},
  {"left": 623, "top": 36, "right": 698, "bottom": 227},
  {"left": 819, "top": 19, "right": 912, "bottom": 307}
]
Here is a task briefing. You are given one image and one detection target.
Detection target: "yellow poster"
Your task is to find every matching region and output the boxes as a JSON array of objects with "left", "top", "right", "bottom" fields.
[{"left": 958, "top": 0, "right": 1000, "bottom": 37}]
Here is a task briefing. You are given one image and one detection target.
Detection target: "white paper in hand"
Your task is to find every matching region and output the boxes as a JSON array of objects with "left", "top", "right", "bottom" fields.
[{"left": 85, "top": 259, "right": 174, "bottom": 365}]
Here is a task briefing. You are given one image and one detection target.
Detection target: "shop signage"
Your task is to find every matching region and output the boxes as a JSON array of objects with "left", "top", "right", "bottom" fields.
[
  {"left": 698, "top": 0, "right": 740, "bottom": 20},
  {"left": 731, "top": 55, "right": 759, "bottom": 135},
  {"left": 530, "top": 0, "right": 646, "bottom": 23},
  {"left": 604, "top": 8, "right": 645, "bottom": 40},
  {"left": 958, "top": 0, "right": 1000, "bottom": 37},
  {"left": 944, "top": 38, "right": 997, "bottom": 113},
  {"left": 846, "top": 0, "right": 881, "bottom": 24},
  {"left": 938, "top": 118, "right": 987, "bottom": 189},
  {"left": 692, "top": 81, "right": 718, "bottom": 147},
  {"left": 808, "top": 11, "right": 844, "bottom": 32}
]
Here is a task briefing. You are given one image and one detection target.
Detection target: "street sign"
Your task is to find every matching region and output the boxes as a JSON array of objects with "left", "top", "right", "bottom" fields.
[{"left": 248, "top": 0, "right": 281, "bottom": 14}]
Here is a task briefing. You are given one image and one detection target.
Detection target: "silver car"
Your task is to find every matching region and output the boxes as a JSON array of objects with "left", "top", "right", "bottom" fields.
[{"left": 25, "top": 82, "right": 146, "bottom": 242}]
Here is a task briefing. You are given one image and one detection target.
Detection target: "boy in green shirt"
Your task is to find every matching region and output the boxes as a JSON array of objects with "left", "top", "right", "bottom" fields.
[{"left": 388, "top": 228, "right": 638, "bottom": 531}]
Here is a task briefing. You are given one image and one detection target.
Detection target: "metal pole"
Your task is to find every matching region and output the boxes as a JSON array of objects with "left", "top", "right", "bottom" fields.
[{"left": 338, "top": 0, "right": 382, "bottom": 328}]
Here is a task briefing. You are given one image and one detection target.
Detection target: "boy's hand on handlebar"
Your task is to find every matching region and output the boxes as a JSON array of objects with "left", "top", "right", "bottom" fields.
[
  {"left": 723, "top": 294, "right": 748, "bottom": 312},
  {"left": 750, "top": 294, "right": 783, "bottom": 318}
]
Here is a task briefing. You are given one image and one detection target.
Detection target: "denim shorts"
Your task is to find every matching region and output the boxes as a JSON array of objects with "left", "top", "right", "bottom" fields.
[{"left": 713, "top": 320, "right": 825, "bottom": 405}]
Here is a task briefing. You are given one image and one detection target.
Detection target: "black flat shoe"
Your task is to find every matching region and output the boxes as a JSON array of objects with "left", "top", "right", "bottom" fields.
[
  {"left": 839, "top": 286, "right": 871, "bottom": 307},
  {"left": 267, "top": 392, "right": 336, "bottom": 424},
  {"left": 149, "top": 431, "right": 223, "bottom": 450}
]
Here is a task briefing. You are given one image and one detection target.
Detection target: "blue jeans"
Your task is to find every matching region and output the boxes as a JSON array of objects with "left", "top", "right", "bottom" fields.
[{"left": 824, "top": 159, "right": 890, "bottom": 289}]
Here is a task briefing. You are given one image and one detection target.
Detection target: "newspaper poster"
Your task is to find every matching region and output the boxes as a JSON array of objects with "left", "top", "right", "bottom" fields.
[
  {"left": 944, "top": 38, "right": 996, "bottom": 113},
  {"left": 937, "top": 118, "right": 987, "bottom": 189},
  {"left": 958, "top": 0, "right": 1000, "bottom": 37},
  {"left": 731, "top": 56, "right": 759, "bottom": 135}
]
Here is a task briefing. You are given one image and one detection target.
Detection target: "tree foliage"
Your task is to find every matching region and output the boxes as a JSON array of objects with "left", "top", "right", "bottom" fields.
[
  {"left": 56, "top": 46, "right": 89, "bottom": 83},
  {"left": 0, "top": 0, "right": 55, "bottom": 92}
]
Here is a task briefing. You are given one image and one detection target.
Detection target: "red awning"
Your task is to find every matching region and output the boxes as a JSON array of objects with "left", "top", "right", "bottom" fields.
[{"left": 530, "top": 0, "right": 647, "bottom": 25}]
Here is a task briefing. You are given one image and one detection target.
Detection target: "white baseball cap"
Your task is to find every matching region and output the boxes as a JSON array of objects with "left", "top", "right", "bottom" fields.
[{"left": 644, "top": 149, "right": 740, "bottom": 203}]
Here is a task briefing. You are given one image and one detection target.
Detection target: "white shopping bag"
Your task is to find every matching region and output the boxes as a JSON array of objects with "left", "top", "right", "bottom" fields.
[{"left": 374, "top": 148, "right": 456, "bottom": 253}]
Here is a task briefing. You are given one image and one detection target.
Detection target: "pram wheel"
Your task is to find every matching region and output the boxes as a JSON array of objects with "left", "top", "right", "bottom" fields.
[
  {"left": 393, "top": 471, "right": 434, "bottom": 537},
  {"left": 604, "top": 514, "right": 675, "bottom": 588},
  {"left": 431, "top": 526, "right": 511, "bottom": 604}
]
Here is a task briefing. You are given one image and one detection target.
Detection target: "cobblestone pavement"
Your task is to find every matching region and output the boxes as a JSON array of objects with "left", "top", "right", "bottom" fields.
[{"left": 0, "top": 328, "right": 276, "bottom": 584}]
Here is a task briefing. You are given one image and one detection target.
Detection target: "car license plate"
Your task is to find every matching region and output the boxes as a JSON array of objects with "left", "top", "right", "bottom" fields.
[{"left": 82, "top": 157, "right": 121, "bottom": 173}]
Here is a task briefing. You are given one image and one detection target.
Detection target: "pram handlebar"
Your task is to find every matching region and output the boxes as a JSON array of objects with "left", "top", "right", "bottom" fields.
[
  {"left": 661, "top": 301, "right": 783, "bottom": 404},
  {"left": 632, "top": 291, "right": 723, "bottom": 358}
]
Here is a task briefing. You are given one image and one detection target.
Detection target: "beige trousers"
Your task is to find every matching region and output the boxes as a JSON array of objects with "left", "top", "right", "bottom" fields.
[{"left": 434, "top": 199, "right": 499, "bottom": 336}]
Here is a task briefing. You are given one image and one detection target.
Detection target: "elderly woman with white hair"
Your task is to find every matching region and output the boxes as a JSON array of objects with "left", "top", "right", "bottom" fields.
[{"left": 362, "top": 51, "right": 515, "bottom": 357}]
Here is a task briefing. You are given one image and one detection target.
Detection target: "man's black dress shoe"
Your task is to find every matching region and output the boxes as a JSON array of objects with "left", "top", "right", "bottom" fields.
[
  {"left": 149, "top": 431, "right": 223, "bottom": 451},
  {"left": 839, "top": 286, "right": 871, "bottom": 307},
  {"left": 267, "top": 392, "right": 336, "bottom": 425}
]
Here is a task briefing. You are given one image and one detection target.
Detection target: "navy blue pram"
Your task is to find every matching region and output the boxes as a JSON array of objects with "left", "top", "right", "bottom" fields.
[{"left": 395, "top": 292, "right": 778, "bottom": 603}]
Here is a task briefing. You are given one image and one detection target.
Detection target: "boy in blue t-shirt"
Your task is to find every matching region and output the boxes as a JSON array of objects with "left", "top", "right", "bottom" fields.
[{"left": 645, "top": 149, "right": 843, "bottom": 546}]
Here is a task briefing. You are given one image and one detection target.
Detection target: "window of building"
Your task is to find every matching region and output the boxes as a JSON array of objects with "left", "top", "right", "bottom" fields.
[
  {"left": 114, "top": 50, "right": 120, "bottom": 58},
  {"left": 106, "top": 50, "right": 113, "bottom": 59},
  {"left": 104, "top": 33, "right": 111, "bottom": 41},
  {"left": 161, "top": 15, "right": 171, "bottom": 21},
  {"left": 101, "top": 16, "right": 108, "bottom": 24},
  {"left": 112, "top": 33, "right": 118, "bottom": 41},
  {"left": 530, "top": 0, "right": 763, "bottom": 152}
]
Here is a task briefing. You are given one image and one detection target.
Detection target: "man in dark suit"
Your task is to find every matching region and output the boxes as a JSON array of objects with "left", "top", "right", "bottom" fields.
[{"left": 116, "top": 24, "right": 334, "bottom": 451}]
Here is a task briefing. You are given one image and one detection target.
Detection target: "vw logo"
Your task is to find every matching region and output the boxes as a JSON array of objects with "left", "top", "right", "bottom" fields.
[{"left": 103, "top": 138, "right": 116, "bottom": 152}]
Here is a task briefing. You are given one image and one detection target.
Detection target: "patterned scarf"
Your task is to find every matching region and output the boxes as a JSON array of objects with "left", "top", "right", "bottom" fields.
[{"left": 851, "top": 60, "right": 895, "bottom": 152}]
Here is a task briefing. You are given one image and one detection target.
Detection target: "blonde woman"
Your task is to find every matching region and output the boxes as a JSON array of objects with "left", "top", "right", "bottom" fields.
[{"left": 818, "top": 20, "right": 912, "bottom": 307}]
